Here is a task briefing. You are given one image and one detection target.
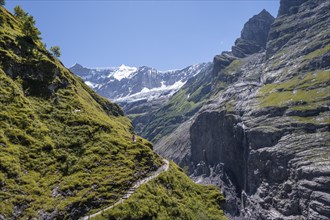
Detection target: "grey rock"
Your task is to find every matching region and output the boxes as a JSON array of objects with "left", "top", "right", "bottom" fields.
[
  {"left": 232, "top": 9, "right": 275, "bottom": 58},
  {"left": 154, "top": 1, "right": 330, "bottom": 219},
  {"left": 278, "top": 0, "right": 308, "bottom": 17},
  {"left": 213, "top": 52, "right": 236, "bottom": 77}
]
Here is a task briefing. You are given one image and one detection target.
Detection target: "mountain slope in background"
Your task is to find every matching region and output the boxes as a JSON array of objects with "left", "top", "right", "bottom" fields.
[
  {"left": 70, "top": 63, "right": 210, "bottom": 103},
  {"left": 141, "top": 63, "right": 214, "bottom": 144},
  {"left": 70, "top": 63, "right": 212, "bottom": 135},
  {"left": 0, "top": 6, "right": 225, "bottom": 219},
  {"left": 148, "top": 1, "right": 330, "bottom": 219}
]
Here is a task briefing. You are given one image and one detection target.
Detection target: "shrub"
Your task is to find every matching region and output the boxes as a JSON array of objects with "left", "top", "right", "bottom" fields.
[
  {"left": 14, "top": 5, "right": 28, "bottom": 19},
  {"left": 50, "top": 46, "right": 61, "bottom": 57}
]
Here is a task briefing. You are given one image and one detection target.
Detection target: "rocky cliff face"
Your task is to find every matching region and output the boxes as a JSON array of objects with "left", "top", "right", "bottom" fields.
[
  {"left": 232, "top": 9, "right": 275, "bottom": 58},
  {"left": 155, "top": 1, "right": 330, "bottom": 219},
  {"left": 277, "top": 0, "right": 308, "bottom": 16}
]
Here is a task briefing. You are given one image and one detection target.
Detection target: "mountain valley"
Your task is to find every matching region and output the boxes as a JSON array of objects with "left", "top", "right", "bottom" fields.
[
  {"left": 70, "top": 62, "right": 211, "bottom": 135},
  {"left": 0, "top": 0, "right": 329, "bottom": 219},
  {"left": 74, "top": 0, "right": 330, "bottom": 219}
]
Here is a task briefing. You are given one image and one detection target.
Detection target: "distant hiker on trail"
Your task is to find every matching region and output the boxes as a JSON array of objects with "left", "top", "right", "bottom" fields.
[{"left": 132, "top": 134, "right": 137, "bottom": 142}]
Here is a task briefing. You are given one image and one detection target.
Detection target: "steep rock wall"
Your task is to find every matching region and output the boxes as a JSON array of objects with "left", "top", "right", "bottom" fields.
[
  {"left": 190, "top": 111, "right": 247, "bottom": 193},
  {"left": 155, "top": 0, "right": 330, "bottom": 219}
]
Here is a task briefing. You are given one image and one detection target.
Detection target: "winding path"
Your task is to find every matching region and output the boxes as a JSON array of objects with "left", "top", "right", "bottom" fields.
[{"left": 80, "top": 159, "right": 169, "bottom": 220}]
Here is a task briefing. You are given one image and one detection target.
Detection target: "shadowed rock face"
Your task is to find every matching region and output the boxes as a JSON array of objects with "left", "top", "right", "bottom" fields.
[
  {"left": 213, "top": 52, "right": 236, "bottom": 78},
  {"left": 213, "top": 9, "right": 274, "bottom": 78},
  {"left": 190, "top": 111, "right": 247, "bottom": 194},
  {"left": 232, "top": 9, "right": 275, "bottom": 58},
  {"left": 154, "top": 0, "right": 330, "bottom": 219},
  {"left": 278, "top": 0, "right": 308, "bottom": 16}
]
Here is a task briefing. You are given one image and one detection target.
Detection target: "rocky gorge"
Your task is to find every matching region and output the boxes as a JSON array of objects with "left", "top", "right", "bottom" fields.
[{"left": 150, "top": 0, "right": 330, "bottom": 219}]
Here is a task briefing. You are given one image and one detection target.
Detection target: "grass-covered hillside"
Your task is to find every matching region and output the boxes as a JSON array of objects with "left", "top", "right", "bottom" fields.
[
  {"left": 93, "top": 162, "right": 226, "bottom": 220},
  {"left": 0, "top": 5, "right": 162, "bottom": 219},
  {"left": 0, "top": 6, "right": 225, "bottom": 219}
]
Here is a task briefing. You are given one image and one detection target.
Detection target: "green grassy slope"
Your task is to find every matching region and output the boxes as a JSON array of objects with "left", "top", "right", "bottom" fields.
[
  {"left": 93, "top": 162, "right": 226, "bottom": 220},
  {"left": 0, "top": 6, "right": 162, "bottom": 218},
  {"left": 0, "top": 6, "right": 225, "bottom": 219},
  {"left": 258, "top": 70, "right": 329, "bottom": 110}
]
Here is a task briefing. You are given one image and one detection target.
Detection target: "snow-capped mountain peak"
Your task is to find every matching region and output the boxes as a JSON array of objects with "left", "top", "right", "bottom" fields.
[
  {"left": 111, "top": 64, "right": 138, "bottom": 81},
  {"left": 70, "top": 62, "right": 212, "bottom": 103}
]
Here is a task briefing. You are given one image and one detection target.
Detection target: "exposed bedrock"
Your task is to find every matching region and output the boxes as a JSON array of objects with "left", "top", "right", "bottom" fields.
[
  {"left": 154, "top": 0, "right": 330, "bottom": 219},
  {"left": 189, "top": 108, "right": 330, "bottom": 219},
  {"left": 190, "top": 111, "right": 247, "bottom": 194}
]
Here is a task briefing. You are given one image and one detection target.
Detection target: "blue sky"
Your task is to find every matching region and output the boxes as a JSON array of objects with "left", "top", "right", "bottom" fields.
[{"left": 6, "top": 0, "right": 279, "bottom": 70}]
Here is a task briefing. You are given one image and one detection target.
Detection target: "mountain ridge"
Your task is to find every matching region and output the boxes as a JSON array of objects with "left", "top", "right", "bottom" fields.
[
  {"left": 70, "top": 62, "right": 212, "bottom": 136},
  {"left": 70, "top": 62, "right": 211, "bottom": 103}
]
